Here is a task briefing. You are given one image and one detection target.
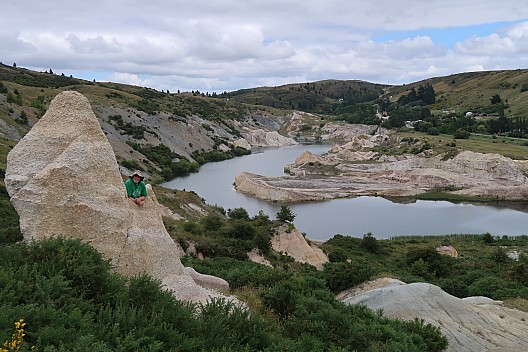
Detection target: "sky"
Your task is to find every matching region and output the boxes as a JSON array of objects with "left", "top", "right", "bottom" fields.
[{"left": 2, "top": 0, "right": 528, "bottom": 93}]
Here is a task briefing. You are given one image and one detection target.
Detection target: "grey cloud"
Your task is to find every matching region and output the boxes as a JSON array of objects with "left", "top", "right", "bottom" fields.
[{"left": 66, "top": 34, "right": 122, "bottom": 54}]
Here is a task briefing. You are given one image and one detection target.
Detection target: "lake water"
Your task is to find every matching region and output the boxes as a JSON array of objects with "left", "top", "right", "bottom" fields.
[{"left": 163, "top": 144, "right": 528, "bottom": 240}]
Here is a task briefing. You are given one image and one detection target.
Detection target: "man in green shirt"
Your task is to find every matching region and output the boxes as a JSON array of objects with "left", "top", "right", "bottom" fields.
[{"left": 125, "top": 170, "right": 148, "bottom": 206}]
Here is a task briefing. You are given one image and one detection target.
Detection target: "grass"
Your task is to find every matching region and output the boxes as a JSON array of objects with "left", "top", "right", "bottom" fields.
[{"left": 396, "top": 130, "right": 528, "bottom": 160}]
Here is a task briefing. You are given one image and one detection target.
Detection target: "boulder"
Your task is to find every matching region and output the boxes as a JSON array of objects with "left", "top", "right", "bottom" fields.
[
  {"left": 339, "top": 278, "right": 528, "bottom": 352},
  {"left": 5, "top": 91, "right": 229, "bottom": 303},
  {"left": 272, "top": 225, "right": 328, "bottom": 269}
]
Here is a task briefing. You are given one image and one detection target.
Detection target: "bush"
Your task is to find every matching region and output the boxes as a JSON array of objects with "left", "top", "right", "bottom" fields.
[
  {"left": 507, "top": 263, "right": 528, "bottom": 287},
  {"left": 322, "top": 260, "right": 374, "bottom": 293},
  {"left": 453, "top": 129, "right": 470, "bottom": 139},
  {"left": 405, "top": 247, "right": 453, "bottom": 278},
  {"left": 427, "top": 127, "right": 439, "bottom": 135},
  {"left": 360, "top": 232, "right": 380, "bottom": 253},
  {"left": 225, "top": 220, "right": 255, "bottom": 240},
  {"left": 276, "top": 205, "right": 296, "bottom": 223},
  {"left": 227, "top": 207, "right": 250, "bottom": 220}
]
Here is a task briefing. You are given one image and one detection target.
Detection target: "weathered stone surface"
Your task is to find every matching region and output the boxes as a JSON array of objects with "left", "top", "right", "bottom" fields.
[
  {"left": 272, "top": 226, "right": 328, "bottom": 269},
  {"left": 5, "top": 91, "right": 229, "bottom": 303},
  {"left": 339, "top": 278, "right": 528, "bottom": 352},
  {"left": 436, "top": 245, "right": 459, "bottom": 257},
  {"left": 233, "top": 138, "right": 252, "bottom": 150},
  {"left": 242, "top": 128, "right": 297, "bottom": 147},
  {"left": 234, "top": 134, "right": 528, "bottom": 202},
  {"left": 320, "top": 122, "right": 379, "bottom": 140}
]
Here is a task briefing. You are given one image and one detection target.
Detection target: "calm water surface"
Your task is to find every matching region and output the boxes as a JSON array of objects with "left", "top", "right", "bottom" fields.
[{"left": 163, "top": 144, "right": 528, "bottom": 240}]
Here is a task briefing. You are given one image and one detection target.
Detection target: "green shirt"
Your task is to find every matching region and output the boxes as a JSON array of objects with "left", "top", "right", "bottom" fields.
[{"left": 125, "top": 179, "right": 147, "bottom": 199}]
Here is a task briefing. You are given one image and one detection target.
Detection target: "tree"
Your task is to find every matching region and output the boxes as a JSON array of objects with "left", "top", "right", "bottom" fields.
[
  {"left": 360, "top": 232, "right": 380, "bottom": 253},
  {"left": 490, "top": 94, "right": 502, "bottom": 105},
  {"left": 228, "top": 207, "right": 250, "bottom": 220},
  {"left": 276, "top": 205, "right": 296, "bottom": 223}
]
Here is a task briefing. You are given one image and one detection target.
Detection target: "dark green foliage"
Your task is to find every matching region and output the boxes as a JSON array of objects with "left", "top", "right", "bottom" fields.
[
  {"left": 334, "top": 103, "right": 379, "bottom": 125},
  {"left": 17, "top": 110, "right": 28, "bottom": 125},
  {"left": 360, "top": 232, "right": 380, "bottom": 253},
  {"left": 398, "top": 84, "right": 436, "bottom": 105},
  {"left": 490, "top": 93, "right": 502, "bottom": 105},
  {"left": 0, "top": 185, "right": 23, "bottom": 244},
  {"left": 121, "top": 159, "right": 141, "bottom": 171},
  {"left": 254, "top": 226, "right": 272, "bottom": 254},
  {"left": 0, "top": 230, "right": 450, "bottom": 352},
  {"left": 405, "top": 247, "right": 453, "bottom": 278},
  {"left": 193, "top": 147, "right": 250, "bottom": 165},
  {"left": 507, "top": 263, "right": 528, "bottom": 287},
  {"left": 276, "top": 205, "right": 296, "bottom": 223},
  {"left": 0, "top": 238, "right": 277, "bottom": 352},
  {"left": 127, "top": 142, "right": 200, "bottom": 180},
  {"left": 427, "top": 126, "right": 440, "bottom": 135},
  {"left": 200, "top": 213, "right": 225, "bottom": 231},
  {"left": 225, "top": 220, "right": 256, "bottom": 240},
  {"left": 322, "top": 260, "right": 374, "bottom": 293},
  {"left": 30, "top": 95, "right": 47, "bottom": 117},
  {"left": 181, "top": 256, "right": 291, "bottom": 289},
  {"left": 453, "top": 129, "right": 470, "bottom": 139},
  {"left": 260, "top": 273, "right": 447, "bottom": 351},
  {"left": 467, "top": 276, "right": 524, "bottom": 300},
  {"left": 130, "top": 98, "right": 160, "bottom": 114},
  {"left": 482, "top": 233, "right": 495, "bottom": 244},
  {"left": 228, "top": 207, "right": 250, "bottom": 220}
]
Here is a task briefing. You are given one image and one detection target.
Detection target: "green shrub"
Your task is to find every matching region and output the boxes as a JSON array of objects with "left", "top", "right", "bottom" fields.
[
  {"left": 322, "top": 260, "right": 374, "bottom": 293},
  {"left": 360, "top": 232, "right": 380, "bottom": 253},
  {"left": 276, "top": 205, "right": 296, "bottom": 223},
  {"left": 225, "top": 220, "right": 255, "bottom": 240},
  {"left": 405, "top": 247, "right": 453, "bottom": 278},
  {"left": 507, "top": 263, "right": 528, "bottom": 287},
  {"left": 228, "top": 207, "right": 250, "bottom": 220}
]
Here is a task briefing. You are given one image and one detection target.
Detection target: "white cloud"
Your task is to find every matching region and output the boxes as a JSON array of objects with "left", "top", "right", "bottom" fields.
[{"left": 2, "top": 1, "right": 528, "bottom": 92}]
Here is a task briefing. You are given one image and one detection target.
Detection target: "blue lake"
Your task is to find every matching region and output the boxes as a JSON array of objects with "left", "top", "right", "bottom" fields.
[{"left": 163, "top": 144, "right": 528, "bottom": 240}]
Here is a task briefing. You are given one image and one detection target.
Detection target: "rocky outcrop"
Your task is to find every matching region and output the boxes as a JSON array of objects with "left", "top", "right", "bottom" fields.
[
  {"left": 235, "top": 133, "right": 528, "bottom": 202},
  {"left": 339, "top": 278, "right": 528, "bottom": 352},
  {"left": 242, "top": 128, "right": 298, "bottom": 147},
  {"left": 5, "top": 91, "right": 229, "bottom": 303},
  {"left": 320, "top": 122, "right": 379, "bottom": 140},
  {"left": 272, "top": 226, "right": 328, "bottom": 269},
  {"left": 233, "top": 138, "right": 252, "bottom": 150}
]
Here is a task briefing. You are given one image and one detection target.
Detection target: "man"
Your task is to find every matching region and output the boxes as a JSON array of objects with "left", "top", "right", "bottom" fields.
[{"left": 125, "top": 170, "right": 147, "bottom": 206}]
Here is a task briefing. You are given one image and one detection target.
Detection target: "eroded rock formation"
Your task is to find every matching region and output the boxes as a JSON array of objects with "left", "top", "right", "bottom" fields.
[
  {"left": 235, "top": 132, "right": 528, "bottom": 202},
  {"left": 5, "top": 91, "right": 228, "bottom": 303},
  {"left": 272, "top": 225, "right": 328, "bottom": 269},
  {"left": 339, "top": 278, "right": 528, "bottom": 352},
  {"left": 242, "top": 128, "right": 298, "bottom": 147}
]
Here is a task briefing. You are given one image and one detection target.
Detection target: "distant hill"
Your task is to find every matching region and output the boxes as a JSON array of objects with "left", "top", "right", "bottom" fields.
[
  {"left": 2, "top": 63, "right": 528, "bottom": 180},
  {"left": 221, "top": 79, "right": 389, "bottom": 113},
  {"left": 387, "top": 69, "right": 528, "bottom": 117}
]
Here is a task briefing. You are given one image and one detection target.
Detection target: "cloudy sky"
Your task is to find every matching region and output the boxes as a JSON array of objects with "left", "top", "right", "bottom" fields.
[{"left": 2, "top": 1, "right": 528, "bottom": 93}]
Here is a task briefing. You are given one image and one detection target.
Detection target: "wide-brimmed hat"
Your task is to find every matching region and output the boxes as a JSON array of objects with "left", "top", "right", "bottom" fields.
[{"left": 129, "top": 170, "right": 144, "bottom": 180}]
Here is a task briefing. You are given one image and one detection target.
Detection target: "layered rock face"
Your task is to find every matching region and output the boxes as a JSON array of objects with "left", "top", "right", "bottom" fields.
[
  {"left": 235, "top": 133, "right": 528, "bottom": 202},
  {"left": 5, "top": 91, "right": 227, "bottom": 303},
  {"left": 242, "top": 128, "right": 297, "bottom": 147},
  {"left": 339, "top": 279, "right": 528, "bottom": 352}
]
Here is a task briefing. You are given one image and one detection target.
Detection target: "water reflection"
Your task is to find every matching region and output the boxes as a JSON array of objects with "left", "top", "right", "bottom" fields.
[{"left": 163, "top": 144, "right": 528, "bottom": 240}]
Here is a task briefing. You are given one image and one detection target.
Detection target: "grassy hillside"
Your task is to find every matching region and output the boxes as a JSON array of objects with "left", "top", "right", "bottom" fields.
[
  {"left": 387, "top": 69, "right": 528, "bottom": 118},
  {"left": 2, "top": 64, "right": 528, "bottom": 182},
  {"left": 0, "top": 64, "right": 285, "bottom": 181}
]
